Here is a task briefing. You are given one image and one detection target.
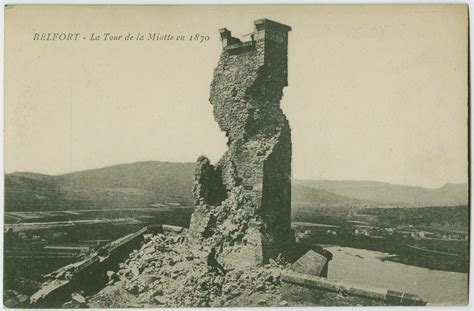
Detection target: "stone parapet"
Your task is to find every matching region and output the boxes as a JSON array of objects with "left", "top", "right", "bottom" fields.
[{"left": 281, "top": 270, "right": 427, "bottom": 306}]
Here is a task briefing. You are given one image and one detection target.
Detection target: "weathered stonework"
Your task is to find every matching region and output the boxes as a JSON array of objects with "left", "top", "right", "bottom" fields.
[
  {"left": 190, "top": 19, "right": 294, "bottom": 264},
  {"left": 192, "top": 156, "right": 226, "bottom": 206}
]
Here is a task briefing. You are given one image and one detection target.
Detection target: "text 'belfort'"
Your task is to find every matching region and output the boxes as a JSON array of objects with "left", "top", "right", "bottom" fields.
[{"left": 33, "top": 33, "right": 210, "bottom": 42}]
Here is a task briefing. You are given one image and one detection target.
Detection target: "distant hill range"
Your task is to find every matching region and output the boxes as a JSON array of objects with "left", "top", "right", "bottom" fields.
[
  {"left": 5, "top": 161, "right": 468, "bottom": 212},
  {"left": 293, "top": 180, "right": 468, "bottom": 207}
]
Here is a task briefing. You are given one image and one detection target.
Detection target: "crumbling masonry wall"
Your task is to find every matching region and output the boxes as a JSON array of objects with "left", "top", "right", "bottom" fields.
[{"left": 190, "top": 19, "right": 294, "bottom": 264}]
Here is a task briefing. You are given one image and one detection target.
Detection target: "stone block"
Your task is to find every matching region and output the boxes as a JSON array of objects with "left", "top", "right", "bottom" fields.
[
  {"left": 290, "top": 250, "right": 328, "bottom": 277},
  {"left": 162, "top": 224, "right": 183, "bottom": 233},
  {"left": 188, "top": 207, "right": 213, "bottom": 238}
]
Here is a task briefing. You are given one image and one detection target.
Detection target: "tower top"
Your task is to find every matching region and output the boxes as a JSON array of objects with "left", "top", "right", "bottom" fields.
[
  {"left": 254, "top": 19, "right": 292, "bottom": 33},
  {"left": 218, "top": 18, "right": 291, "bottom": 49}
]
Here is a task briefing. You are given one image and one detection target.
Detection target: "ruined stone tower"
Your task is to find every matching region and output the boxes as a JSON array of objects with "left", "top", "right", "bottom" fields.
[{"left": 190, "top": 19, "right": 294, "bottom": 265}]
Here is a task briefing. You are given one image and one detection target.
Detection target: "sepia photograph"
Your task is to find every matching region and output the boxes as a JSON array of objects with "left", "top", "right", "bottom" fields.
[{"left": 3, "top": 4, "right": 469, "bottom": 308}]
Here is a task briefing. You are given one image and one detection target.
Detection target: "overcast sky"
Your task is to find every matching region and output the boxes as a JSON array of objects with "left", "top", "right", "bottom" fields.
[{"left": 5, "top": 5, "right": 468, "bottom": 188}]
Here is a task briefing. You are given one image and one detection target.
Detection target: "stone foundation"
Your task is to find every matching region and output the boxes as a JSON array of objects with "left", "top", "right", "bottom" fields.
[{"left": 281, "top": 271, "right": 426, "bottom": 306}]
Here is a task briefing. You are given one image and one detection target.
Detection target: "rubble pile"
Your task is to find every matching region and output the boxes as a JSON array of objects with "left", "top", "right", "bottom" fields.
[
  {"left": 87, "top": 230, "right": 287, "bottom": 308},
  {"left": 189, "top": 188, "right": 270, "bottom": 266},
  {"left": 73, "top": 19, "right": 332, "bottom": 308},
  {"left": 31, "top": 20, "right": 336, "bottom": 308},
  {"left": 86, "top": 19, "right": 329, "bottom": 308}
]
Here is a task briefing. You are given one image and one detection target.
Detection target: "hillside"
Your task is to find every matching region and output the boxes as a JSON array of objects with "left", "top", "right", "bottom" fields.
[
  {"left": 13, "top": 161, "right": 194, "bottom": 197},
  {"left": 291, "top": 184, "right": 371, "bottom": 207},
  {"left": 294, "top": 179, "right": 468, "bottom": 207},
  {"left": 7, "top": 162, "right": 195, "bottom": 212},
  {"left": 6, "top": 161, "right": 468, "bottom": 212},
  {"left": 5, "top": 175, "right": 93, "bottom": 212}
]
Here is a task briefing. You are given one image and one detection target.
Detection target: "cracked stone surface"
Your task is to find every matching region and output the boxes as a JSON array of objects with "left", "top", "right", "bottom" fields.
[{"left": 190, "top": 19, "right": 295, "bottom": 266}]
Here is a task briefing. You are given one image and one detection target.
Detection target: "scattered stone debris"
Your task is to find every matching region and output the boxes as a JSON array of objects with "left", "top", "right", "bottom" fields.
[
  {"left": 88, "top": 229, "right": 287, "bottom": 308},
  {"left": 106, "top": 270, "right": 119, "bottom": 284},
  {"left": 29, "top": 226, "right": 149, "bottom": 306},
  {"left": 71, "top": 292, "right": 86, "bottom": 304},
  {"left": 87, "top": 284, "right": 139, "bottom": 308}
]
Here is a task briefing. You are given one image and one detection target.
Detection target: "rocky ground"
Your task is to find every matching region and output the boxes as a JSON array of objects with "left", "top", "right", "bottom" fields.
[
  {"left": 26, "top": 226, "right": 391, "bottom": 308},
  {"left": 84, "top": 229, "right": 292, "bottom": 308}
]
